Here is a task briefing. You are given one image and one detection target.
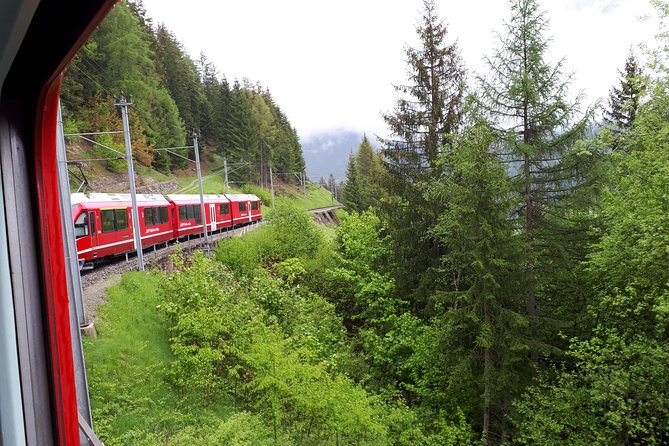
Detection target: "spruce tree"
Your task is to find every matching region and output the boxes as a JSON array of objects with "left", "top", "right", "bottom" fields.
[
  {"left": 603, "top": 49, "right": 645, "bottom": 149},
  {"left": 379, "top": 0, "right": 466, "bottom": 311},
  {"left": 382, "top": 0, "right": 465, "bottom": 177},
  {"left": 343, "top": 153, "right": 361, "bottom": 211},
  {"left": 478, "top": 0, "right": 595, "bottom": 351},
  {"left": 426, "top": 117, "right": 528, "bottom": 444}
]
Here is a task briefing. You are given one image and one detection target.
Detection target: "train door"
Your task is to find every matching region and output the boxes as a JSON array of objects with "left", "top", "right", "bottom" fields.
[
  {"left": 247, "top": 201, "right": 252, "bottom": 222},
  {"left": 88, "top": 210, "right": 98, "bottom": 258},
  {"left": 210, "top": 204, "right": 217, "bottom": 231}
]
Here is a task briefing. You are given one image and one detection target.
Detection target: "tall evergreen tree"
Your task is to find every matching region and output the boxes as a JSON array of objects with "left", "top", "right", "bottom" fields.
[
  {"left": 382, "top": 0, "right": 465, "bottom": 176},
  {"left": 425, "top": 117, "right": 528, "bottom": 444},
  {"left": 478, "top": 0, "right": 595, "bottom": 352},
  {"left": 379, "top": 0, "right": 467, "bottom": 311},
  {"left": 153, "top": 25, "right": 206, "bottom": 131},
  {"left": 342, "top": 152, "right": 361, "bottom": 211},
  {"left": 603, "top": 49, "right": 645, "bottom": 149}
]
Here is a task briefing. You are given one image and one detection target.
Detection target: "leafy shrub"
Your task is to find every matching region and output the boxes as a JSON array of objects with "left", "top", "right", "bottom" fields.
[
  {"left": 266, "top": 203, "right": 323, "bottom": 260},
  {"left": 241, "top": 183, "right": 272, "bottom": 207}
]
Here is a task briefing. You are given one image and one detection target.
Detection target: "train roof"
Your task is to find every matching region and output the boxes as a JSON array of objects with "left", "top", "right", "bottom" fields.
[
  {"left": 164, "top": 193, "right": 228, "bottom": 203},
  {"left": 71, "top": 192, "right": 170, "bottom": 206},
  {"left": 225, "top": 194, "right": 260, "bottom": 202}
]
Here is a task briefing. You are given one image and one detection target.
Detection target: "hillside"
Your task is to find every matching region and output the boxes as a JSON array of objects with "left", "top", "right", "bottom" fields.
[{"left": 61, "top": 0, "right": 305, "bottom": 188}]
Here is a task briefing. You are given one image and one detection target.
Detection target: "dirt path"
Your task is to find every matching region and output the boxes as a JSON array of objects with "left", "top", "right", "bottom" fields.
[{"left": 82, "top": 274, "right": 122, "bottom": 322}]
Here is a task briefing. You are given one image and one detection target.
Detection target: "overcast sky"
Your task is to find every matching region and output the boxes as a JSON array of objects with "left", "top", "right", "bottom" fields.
[{"left": 140, "top": 0, "right": 659, "bottom": 140}]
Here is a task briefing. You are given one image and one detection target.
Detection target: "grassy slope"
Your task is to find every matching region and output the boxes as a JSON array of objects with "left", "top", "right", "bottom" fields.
[{"left": 84, "top": 272, "right": 235, "bottom": 445}]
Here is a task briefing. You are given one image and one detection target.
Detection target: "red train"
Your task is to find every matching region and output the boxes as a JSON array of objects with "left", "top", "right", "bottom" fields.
[{"left": 72, "top": 192, "right": 262, "bottom": 268}]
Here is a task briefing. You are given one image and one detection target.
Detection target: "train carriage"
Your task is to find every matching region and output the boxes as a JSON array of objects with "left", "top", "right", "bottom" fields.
[
  {"left": 226, "top": 193, "right": 262, "bottom": 225},
  {"left": 71, "top": 193, "right": 173, "bottom": 268},
  {"left": 165, "top": 193, "right": 240, "bottom": 238}
]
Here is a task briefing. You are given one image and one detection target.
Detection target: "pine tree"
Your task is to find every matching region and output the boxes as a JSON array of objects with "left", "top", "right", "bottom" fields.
[
  {"left": 478, "top": 0, "right": 595, "bottom": 352},
  {"left": 343, "top": 153, "right": 361, "bottom": 211},
  {"left": 379, "top": 0, "right": 467, "bottom": 311},
  {"left": 603, "top": 49, "right": 645, "bottom": 149},
  {"left": 153, "top": 25, "right": 206, "bottom": 131},
  {"left": 426, "top": 117, "right": 528, "bottom": 444},
  {"left": 382, "top": 0, "right": 465, "bottom": 177}
]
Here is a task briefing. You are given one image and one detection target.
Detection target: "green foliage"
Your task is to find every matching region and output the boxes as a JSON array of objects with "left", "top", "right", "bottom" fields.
[
  {"left": 241, "top": 183, "right": 272, "bottom": 207},
  {"left": 343, "top": 136, "right": 388, "bottom": 212},
  {"left": 266, "top": 203, "right": 323, "bottom": 260}
]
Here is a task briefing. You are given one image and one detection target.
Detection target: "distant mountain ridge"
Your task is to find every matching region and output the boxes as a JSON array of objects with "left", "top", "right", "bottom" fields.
[{"left": 302, "top": 129, "right": 380, "bottom": 181}]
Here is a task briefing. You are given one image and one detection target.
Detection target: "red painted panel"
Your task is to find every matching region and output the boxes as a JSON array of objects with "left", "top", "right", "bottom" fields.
[{"left": 34, "top": 79, "right": 79, "bottom": 446}]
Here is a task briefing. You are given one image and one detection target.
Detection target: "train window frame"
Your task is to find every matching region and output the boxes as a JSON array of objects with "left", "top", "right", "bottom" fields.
[
  {"left": 74, "top": 212, "right": 88, "bottom": 238},
  {"left": 179, "top": 205, "right": 186, "bottom": 221},
  {"left": 194, "top": 205, "right": 201, "bottom": 224},
  {"left": 160, "top": 206, "right": 168, "bottom": 224},
  {"left": 251, "top": 201, "right": 259, "bottom": 211},
  {"left": 238, "top": 202, "right": 247, "bottom": 212},
  {"left": 100, "top": 209, "right": 115, "bottom": 233},
  {"left": 114, "top": 209, "right": 128, "bottom": 231},
  {"left": 144, "top": 207, "right": 154, "bottom": 226},
  {"left": 220, "top": 203, "right": 230, "bottom": 215},
  {"left": 89, "top": 211, "right": 96, "bottom": 234}
]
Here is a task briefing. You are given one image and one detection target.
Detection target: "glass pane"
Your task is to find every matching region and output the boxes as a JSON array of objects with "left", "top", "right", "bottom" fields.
[
  {"left": 251, "top": 201, "right": 259, "bottom": 210},
  {"left": 179, "top": 206, "right": 186, "bottom": 221},
  {"left": 194, "top": 205, "right": 201, "bottom": 224},
  {"left": 115, "top": 209, "right": 128, "bottom": 230},
  {"left": 101, "top": 210, "right": 115, "bottom": 233},
  {"left": 160, "top": 207, "right": 168, "bottom": 224},
  {"left": 89, "top": 212, "right": 95, "bottom": 233},
  {"left": 74, "top": 212, "right": 88, "bottom": 238},
  {"left": 144, "top": 208, "right": 153, "bottom": 227}
]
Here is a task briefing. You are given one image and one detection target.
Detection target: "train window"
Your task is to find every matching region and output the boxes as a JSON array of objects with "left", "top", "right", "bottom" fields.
[
  {"left": 101, "top": 210, "right": 115, "bottom": 233},
  {"left": 115, "top": 209, "right": 128, "bottom": 230},
  {"left": 160, "top": 206, "right": 168, "bottom": 224},
  {"left": 194, "top": 205, "right": 201, "bottom": 224},
  {"left": 90, "top": 212, "right": 96, "bottom": 233},
  {"left": 186, "top": 205, "right": 194, "bottom": 220},
  {"left": 144, "top": 208, "right": 154, "bottom": 226},
  {"left": 74, "top": 213, "right": 89, "bottom": 237},
  {"left": 179, "top": 206, "right": 186, "bottom": 221},
  {"left": 239, "top": 202, "right": 247, "bottom": 212},
  {"left": 251, "top": 201, "right": 259, "bottom": 211},
  {"left": 220, "top": 203, "right": 230, "bottom": 215}
]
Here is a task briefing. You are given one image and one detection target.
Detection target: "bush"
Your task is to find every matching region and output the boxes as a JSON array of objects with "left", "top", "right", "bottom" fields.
[
  {"left": 266, "top": 203, "right": 322, "bottom": 260},
  {"left": 241, "top": 183, "right": 272, "bottom": 207}
]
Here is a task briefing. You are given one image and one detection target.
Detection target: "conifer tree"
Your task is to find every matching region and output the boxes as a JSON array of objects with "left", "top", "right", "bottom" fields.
[
  {"left": 603, "top": 49, "right": 645, "bottom": 149},
  {"left": 343, "top": 153, "right": 361, "bottom": 211},
  {"left": 426, "top": 117, "right": 528, "bottom": 444},
  {"left": 379, "top": 0, "right": 467, "bottom": 311},
  {"left": 478, "top": 0, "right": 595, "bottom": 350},
  {"left": 382, "top": 0, "right": 465, "bottom": 177}
]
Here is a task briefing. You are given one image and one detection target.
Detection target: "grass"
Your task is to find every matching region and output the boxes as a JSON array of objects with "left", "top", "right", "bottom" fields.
[{"left": 83, "top": 272, "right": 235, "bottom": 445}]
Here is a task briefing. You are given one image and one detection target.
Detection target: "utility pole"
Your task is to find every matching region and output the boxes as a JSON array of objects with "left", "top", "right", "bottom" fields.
[
  {"left": 224, "top": 156, "right": 229, "bottom": 193},
  {"left": 116, "top": 94, "right": 144, "bottom": 271},
  {"left": 269, "top": 164, "right": 275, "bottom": 208},
  {"left": 303, "top": 171, "right": 307, "bottom": 200},
  {"left": 192, "top": 132, "right": 209, "bottom": 252}
]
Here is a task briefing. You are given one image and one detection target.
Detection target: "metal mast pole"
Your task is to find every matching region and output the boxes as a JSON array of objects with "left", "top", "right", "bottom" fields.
[
  {"left": 116, "top": 94, "right": 144, "bottom": 271},
  {"left": 269, "top": 164, "right": 275, "bottom": 209},
  {"left": 192, "top": 133, "right": 209, "bottom": 252},
  {"left": 224, "top": 156, "right": 229, "bottom": 193}
]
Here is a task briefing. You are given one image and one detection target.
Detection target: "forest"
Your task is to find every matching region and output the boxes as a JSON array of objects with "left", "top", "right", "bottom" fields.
[
  {"left": 83, "top": 0, "right": 667, "bottom": 445},
  {"left": 60, "top": 0, "right": 305, "bottom": 179}
]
